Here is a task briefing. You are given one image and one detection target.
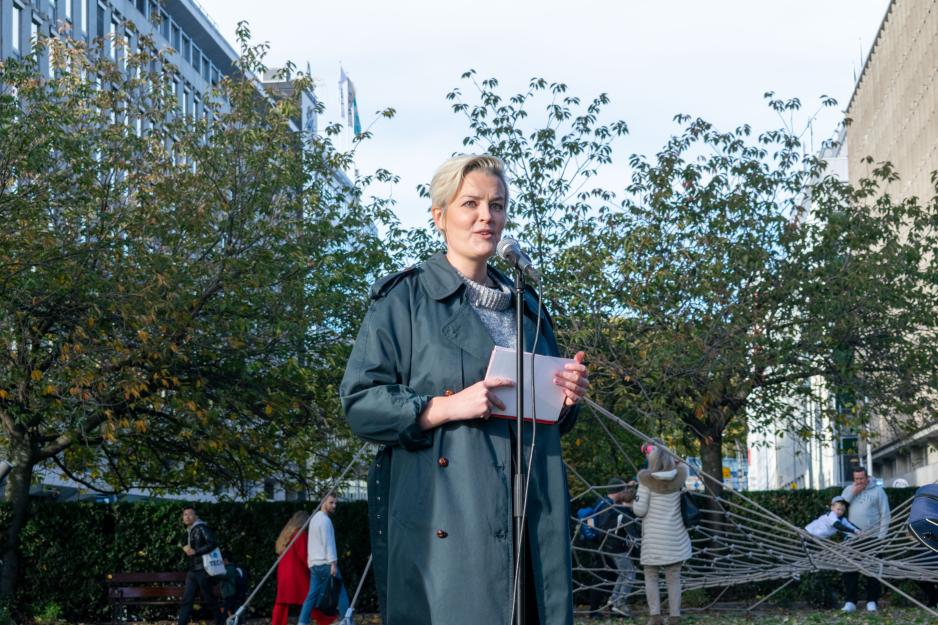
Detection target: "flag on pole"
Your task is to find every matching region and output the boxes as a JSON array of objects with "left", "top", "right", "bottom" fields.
[{"left": 347, "top": 79, "right": 362, "bottom": 136}]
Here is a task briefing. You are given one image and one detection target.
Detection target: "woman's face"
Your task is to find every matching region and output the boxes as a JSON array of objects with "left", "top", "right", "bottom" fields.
[{"left": 433, "top": 170, "right": 507, "bottom": 267}]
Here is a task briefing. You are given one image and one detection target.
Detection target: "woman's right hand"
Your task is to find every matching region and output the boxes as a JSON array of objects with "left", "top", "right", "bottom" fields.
[{"left": 418, "top": 377, "right": 515, "bottom": 430}]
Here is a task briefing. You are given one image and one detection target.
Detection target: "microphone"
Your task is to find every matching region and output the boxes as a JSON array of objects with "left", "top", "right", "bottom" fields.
[{"left": 496, "top": 237, "right": 540, "bottom": 285}]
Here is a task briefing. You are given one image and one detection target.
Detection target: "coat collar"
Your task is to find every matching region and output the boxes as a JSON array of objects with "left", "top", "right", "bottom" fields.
[
  {"left": 638, "top": 465, "right": 688, "bottom": 494},
  {"left": 419, "top": 252, "right": 541, "bottom": 319},
  {"left": 419, "top": 252, "right": 465, "bottom": 301}
]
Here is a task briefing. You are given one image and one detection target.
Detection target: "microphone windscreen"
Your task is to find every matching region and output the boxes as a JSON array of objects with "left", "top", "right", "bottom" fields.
[{"left": 496, "top": 237, "right": 518, "bottom": 260}]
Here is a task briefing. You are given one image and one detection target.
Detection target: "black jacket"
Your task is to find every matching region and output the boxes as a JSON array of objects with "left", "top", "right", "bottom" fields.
[
  {"left": 595, "top": 502, "right": 640, "bottom": 556},
  {"left": 186, "top": 521, "right": 218, "bottom": 571}
]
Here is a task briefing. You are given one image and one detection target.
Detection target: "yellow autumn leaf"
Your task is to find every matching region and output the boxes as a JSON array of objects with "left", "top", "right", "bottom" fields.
[
  {"left": 31, "top": 370, "right": 42, "bottom": 381},
  {"left": 0, "top": 389, "right": 7, "bottom": 400},
  {"left": 264, "top": 405, "right": 273, "bottom": 415}
]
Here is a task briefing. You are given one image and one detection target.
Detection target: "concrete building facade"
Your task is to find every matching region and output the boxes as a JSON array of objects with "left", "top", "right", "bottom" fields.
[
  {"left": 846, "top": 0, "right": 938, "bottom": 485},
  {"left": 844, "top": 0, "right": 938, "bottom": 487}
]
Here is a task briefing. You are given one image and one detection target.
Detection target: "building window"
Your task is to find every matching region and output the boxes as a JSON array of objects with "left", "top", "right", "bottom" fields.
[
  {"left": 65, "top": 0, "right": 72, "bottom": 22},
  {"left": 49, "top": 0, "right": 57, "bottom": 22},
  {"left": 181, "top": 35, "right": 190, "bottom": 64},
  {"left": 183, "top": 88, "right": 190, "bottom": 117},
  {"left": 192, "top": 44, "right": 201, "bottom": 70},
  {"left": 31, "top": 19, "right": 40, "bottom": 49},
  {"left": 211, "top": 66, "right": 220, "bottom": 86},
  {"left": 193, "top": 95, "right": 200, "bottom": 120},
  {"left": 96, "top": 2, "right": 106, "bottom": 42},
  {"left": 171, "top": 23, "right": 180, "bottom": 51},
  {"left": 11, "top": 5, "right": 22, "bottom": 55},
  {"left": 159, "top": 10, "right": 169, "bottom": 39},
  {"left": 201, "top": 56, "right": 209, "bottom": 81},
  {"left": 135, "top": 0, "right": 146, "bottom": 17},
  {"left": 109, "top": 18, "right": 118, "bottom": 60},
  {"left": 82, "top": 0, "right": 89, "bottom": 38}
]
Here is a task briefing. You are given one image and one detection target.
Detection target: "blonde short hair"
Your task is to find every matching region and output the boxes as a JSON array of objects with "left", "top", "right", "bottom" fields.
[
  {"left": 647, "top": 445, "right": 676, "bottom": 473},
  {"left": 429, "top": 154, "right": 509, "bottom": 223}
]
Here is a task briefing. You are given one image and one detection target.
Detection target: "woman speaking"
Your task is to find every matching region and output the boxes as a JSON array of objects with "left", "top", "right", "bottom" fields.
[{"left": 340, "top": 154, "right": 588, "bottom": 625}]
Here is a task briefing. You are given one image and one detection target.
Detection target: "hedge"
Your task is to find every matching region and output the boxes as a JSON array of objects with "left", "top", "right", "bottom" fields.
[
  {"left": 0, "top": 487, "right": 922, "bottom": 620},
  {"left": 0, "top": 499, "right": 373, "bottom": 622}
]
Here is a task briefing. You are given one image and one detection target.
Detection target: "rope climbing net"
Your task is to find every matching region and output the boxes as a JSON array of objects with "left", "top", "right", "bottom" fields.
[{"left": 570, "top": 399, "right": 938, "bottom": 617}]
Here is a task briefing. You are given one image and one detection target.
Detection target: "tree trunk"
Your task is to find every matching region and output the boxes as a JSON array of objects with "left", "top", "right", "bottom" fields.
[
  {"left": 698, "top": 428, "right": 724, "bottom": 501},
  {"left": 1, "top": 447, "right": 34, "bottom": 600}
]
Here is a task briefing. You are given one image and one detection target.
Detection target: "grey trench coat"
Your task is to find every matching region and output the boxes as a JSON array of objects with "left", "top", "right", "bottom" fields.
[{"left": 340, "top": 252, "right": 577, "bottom": 625}]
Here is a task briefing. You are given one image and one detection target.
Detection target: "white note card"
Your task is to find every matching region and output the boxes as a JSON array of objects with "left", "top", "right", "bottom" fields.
[{"left": 484, "top": 346, "right": 574, "bottom": 424}]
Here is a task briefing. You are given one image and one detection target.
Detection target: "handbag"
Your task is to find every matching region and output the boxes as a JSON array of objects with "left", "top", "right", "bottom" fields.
[
  {"left": 680, "top": 491, "right": 701, "bottom": 528},
  {"left": 201, "top": 547, "right": 227, "bottom": 577},
  {"left": 314, "top": 574, "right": 342, "bottom": 616}
]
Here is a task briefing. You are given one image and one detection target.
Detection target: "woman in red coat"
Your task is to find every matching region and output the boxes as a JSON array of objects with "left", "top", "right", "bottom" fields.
[
  {"left": 272, "top": 512, "right": 312, "bottom": 625},
  {"left": 273, "top": 512, "right": 336, "bottom": 625}
]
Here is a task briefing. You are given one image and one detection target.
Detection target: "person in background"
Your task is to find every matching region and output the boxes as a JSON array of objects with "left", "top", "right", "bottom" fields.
[
  {"left": 601, "top": 480, "right": 640, "bottom": 617},
  {"left": 220, "top": 556, "right": 248, "bottom": 617},
  {"left": 298, "top": 495, "right": 350, "bottom": 625},
  {"left": 178, "top": 506, "right": 225, "bottom": 625},
  {"left": 840, "top": 467, "right": 891, "bottom": 613},
  {"left": 805, "top": 496, "right": 862, "bottom": 539},
  {"left": 272, "top": 511, "right": 315, "bottom": 625},
  {"left": 633, "top": 446, "right": 691, "bottom": 625}
]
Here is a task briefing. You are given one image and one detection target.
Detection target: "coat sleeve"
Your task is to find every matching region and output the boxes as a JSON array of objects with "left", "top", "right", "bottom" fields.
[
  {"left": 633, "top": 484, "right": 651, "bottom": 518},
  {"left": 340, "top": 289, "right": 433, "bottom": 452},
  {"left": 878, "top": 490, "right": 891, "bottom": 539},
  {"left": 841, "top": 484, "right": 856, "bottom": 502}
]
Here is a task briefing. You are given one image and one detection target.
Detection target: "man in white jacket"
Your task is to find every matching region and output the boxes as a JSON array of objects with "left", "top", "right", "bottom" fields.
[
  {"left": 298, "top": 495, "right": 351, "bottom": 625},
  {"left": 840, "top": 467, "right": 891, "bottom": 613}
]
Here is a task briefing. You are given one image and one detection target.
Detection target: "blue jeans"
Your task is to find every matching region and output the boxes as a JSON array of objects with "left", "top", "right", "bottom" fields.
[{"left": 298, "top": 564, "right": 350, "bottom": 624}]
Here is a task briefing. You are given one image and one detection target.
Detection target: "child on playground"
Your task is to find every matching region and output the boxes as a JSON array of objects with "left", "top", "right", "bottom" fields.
[{"left": 805, "top": 496, "right": 862, "bottom": 539}]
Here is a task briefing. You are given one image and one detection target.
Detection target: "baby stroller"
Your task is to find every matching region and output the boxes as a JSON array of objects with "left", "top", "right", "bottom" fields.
[{"left": 908, "top": 484, "right": 938, "bottom": 554}]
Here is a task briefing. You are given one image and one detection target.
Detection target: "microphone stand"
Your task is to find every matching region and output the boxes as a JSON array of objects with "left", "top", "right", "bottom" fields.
[{"left": 512, "top": 267, "right": 526, "bottom": 625}]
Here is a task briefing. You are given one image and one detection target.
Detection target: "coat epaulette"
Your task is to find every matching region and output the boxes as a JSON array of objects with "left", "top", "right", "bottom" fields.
[{"left": 370, "top": 265, "right": 417, "bottom": 300}]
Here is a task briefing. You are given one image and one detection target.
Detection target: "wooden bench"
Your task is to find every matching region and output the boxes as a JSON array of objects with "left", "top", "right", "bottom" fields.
[{"left": 105, "top": 571, "right": 221, "bottom": 624}]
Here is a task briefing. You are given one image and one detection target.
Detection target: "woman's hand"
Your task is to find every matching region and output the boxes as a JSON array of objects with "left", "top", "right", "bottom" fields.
[
  {"left": 555, "top": 351, "right": 589, "bottom": 407},
  {"left": 418, "top": 377, "right": 515, "bottom": 430}
]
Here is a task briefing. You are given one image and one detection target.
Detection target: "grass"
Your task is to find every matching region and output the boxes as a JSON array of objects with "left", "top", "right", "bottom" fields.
[{"left": 574, "top": 607, "right": 937, "bottom": 625}]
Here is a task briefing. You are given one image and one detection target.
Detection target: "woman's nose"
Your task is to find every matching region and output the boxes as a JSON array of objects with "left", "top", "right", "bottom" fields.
[{"left": 478, "top": 202, "right": 493, "bottom": 221}]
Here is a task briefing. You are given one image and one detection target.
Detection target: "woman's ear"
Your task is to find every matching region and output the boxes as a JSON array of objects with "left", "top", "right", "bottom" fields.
[{"left": 431, "top": 206, "right": 446, "bottom": 237}]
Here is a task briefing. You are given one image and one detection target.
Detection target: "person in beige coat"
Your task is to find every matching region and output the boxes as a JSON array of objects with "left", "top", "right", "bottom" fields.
[{"left": 633, "top": 446, "right": 692, "bottom": 625}]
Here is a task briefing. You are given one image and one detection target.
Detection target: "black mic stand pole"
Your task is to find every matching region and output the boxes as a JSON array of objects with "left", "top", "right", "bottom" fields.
[{"left": 513, "top": 267, "right": 526, "bottom": 625}]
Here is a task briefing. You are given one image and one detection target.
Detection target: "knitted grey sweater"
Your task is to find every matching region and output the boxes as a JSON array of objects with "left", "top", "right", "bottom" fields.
[{"left": 458, "top": 270, "right": 516, "bottom": 349}]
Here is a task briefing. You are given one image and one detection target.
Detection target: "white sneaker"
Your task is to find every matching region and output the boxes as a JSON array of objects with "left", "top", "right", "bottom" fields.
[
  {"left": 866, "top": 601, "right": 878, "bottom": 612},
  {"left": 842, "top": 602, "right": 857, "bottom": 613}
]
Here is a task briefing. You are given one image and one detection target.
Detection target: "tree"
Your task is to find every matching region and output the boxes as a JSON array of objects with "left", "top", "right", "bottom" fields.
[
  {"left": 0, "top": 26, "right": 394, "bottom": 600},
  {"left": 444, "top": 77, "right": 938, "bottom": 498}
]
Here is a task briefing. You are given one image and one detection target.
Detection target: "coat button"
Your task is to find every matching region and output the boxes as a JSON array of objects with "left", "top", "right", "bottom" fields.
[
  {"left": 444, "top": 389, "right": 455, "bottom": 396},
  {"left": 438, "top": 457, "right": 449, "bottom": 467},
  {"left": 436, "top": 529, "right": 448, "bottom": 539}
]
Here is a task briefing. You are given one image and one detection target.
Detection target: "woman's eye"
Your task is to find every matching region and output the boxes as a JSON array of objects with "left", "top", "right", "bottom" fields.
[
  {"left": 491, "top": 204, "right": 504, "bottom": 212},
  {"left": 463, "top": 200, "right": 477, "bottom": 208}
]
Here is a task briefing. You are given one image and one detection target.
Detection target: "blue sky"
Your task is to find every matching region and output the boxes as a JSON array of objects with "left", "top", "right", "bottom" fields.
[{"left": 198, "top": 0, "right": 891, "bottom": 230}]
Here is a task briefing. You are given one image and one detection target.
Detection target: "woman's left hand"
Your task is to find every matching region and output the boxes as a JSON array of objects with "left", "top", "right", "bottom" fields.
[{"left": 555, "top": 351, "right": 589, "bottom": 407}]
